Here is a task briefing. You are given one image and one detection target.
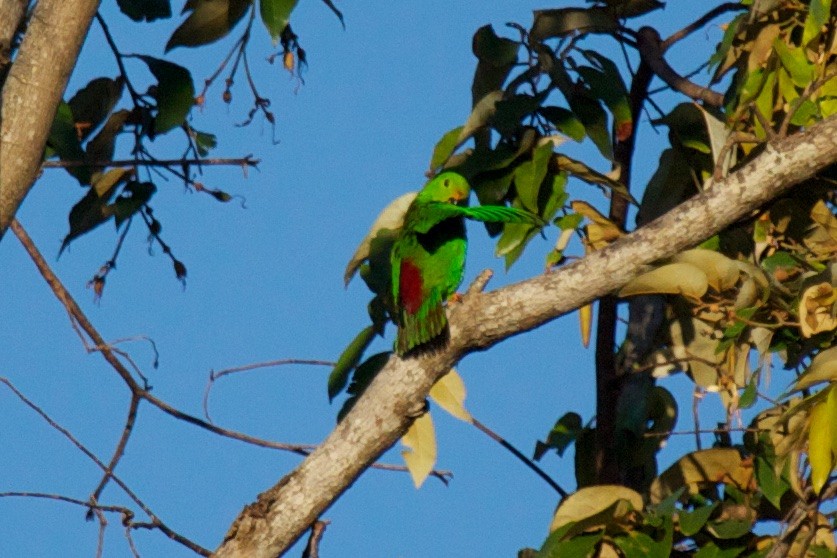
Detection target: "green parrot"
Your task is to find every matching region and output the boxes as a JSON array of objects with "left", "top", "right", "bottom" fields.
[{"left": 391, "top": 172, "right": 544, "bottom": 355}]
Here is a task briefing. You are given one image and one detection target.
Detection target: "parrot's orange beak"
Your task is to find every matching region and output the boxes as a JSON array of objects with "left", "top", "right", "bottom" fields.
[{"left": 449, "top": 190, "right": 467, "bottom": 203}]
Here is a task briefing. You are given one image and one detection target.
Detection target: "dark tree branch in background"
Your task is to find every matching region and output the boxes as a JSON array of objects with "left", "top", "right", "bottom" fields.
[{"left": 637, "top": 26, "right": 725, "bottom": 107}]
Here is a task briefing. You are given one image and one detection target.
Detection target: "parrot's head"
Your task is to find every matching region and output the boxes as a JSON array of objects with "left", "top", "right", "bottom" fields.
[{"left": 418, "top": 172, "right": 471, "bottom": 206}]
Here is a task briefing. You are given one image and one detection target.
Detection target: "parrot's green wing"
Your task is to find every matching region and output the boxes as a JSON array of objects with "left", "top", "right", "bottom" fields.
[{"left": 409, "top": 202, "right": 546, "bottom": 234}]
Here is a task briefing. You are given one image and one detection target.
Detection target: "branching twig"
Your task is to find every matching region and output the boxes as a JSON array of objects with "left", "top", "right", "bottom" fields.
[{"left": 0, "top": 377, "right": 212, "bottom": 556}]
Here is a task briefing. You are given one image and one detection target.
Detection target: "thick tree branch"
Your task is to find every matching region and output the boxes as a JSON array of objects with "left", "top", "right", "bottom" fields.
[
  {"left": 214, "top": 115, "right": 837, "bottom": 557},
  {"left": 0, "top": 0, "right": 100, "bottom": 240}
]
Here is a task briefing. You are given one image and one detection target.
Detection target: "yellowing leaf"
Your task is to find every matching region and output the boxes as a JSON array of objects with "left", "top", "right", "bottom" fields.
[
  {"left": 579, "top": 303, "right": 593, "bottom": 348},
  {"left": 799, "top": 282, "right": 837, "bottom": 338},
  {"left": 619, "top": 263, "right": 709, "bottom": 299},
  {"left": 344, "top": 192, "right": 417, "bottom": 285},
  {"left": 807, "top": 394, "right": 835, "bottom": 494},
  {"left": 401, "top": 412, "right": 437, "bottom": 489},
  {"left": 429, "top": 369, "right": 472, "bottom": 423},
  {"left": 550, "top": 485, "right": 643, "bottom": 532},
  {"left": 672, "top": 249, "right": 740, "bottom": 292},
  {"left": 649, "top": 448, "right": 755, "bottom": 503},
  {"left": 571, "top": 200, "right": 623, "bottom": 250},
  {"left": 789, "top": 346, "right": 837, "bottom": 392}
]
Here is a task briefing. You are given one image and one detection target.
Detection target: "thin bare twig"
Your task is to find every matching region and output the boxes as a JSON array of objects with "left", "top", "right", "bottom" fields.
[
  {"left": 42, "top": 156, "right": 260, "bottom": 169},
  {"left": 204, "top": 359, "right": 335, "bottom": 421},
  {"left": 662, "top": 3, "right": 745, "bottom": 50},
  {"left": 0, "top": 378, "right": 212, "bottom": 556},
  {"left": 471, "top": 418, "right": 568, "bottom": 498}
]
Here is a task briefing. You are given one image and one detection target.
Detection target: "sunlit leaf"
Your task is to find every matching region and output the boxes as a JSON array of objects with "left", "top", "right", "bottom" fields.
[
  {"left": 429, "top": 369, "right": 471, "bottom": 423},
  {"left": 788, "top": 346, "right": 837, "bottom": 392},
  {"left": 649, "top": 448, "right": 755, "bottom": 503},
  {"left": 401, "top": 412, "right": 436, "bottom": 488},
  {"left": 620, "top": 263, "right": 708, "bottom": 299},
  {"left": 808, "top": 390, "right": 836, "bottom": 494},
  {"left": 550, "top": 485, "right": 643, "bottom": 532},
  {"left": 579, "top": 303, "right": 592, "bottom": 348},
  {"left": 429, "top": 126, "right": 464, "bottom": 170},
  {"left": 803, "top": 0, "right": 832, "bottom": 45},
  {"left": 344, "top": 192, "right": 416, "bottom": 286}
]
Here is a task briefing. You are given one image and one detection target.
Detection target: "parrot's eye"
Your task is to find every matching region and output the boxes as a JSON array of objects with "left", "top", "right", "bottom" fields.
[{"left": 443, "top": 179, "right": 450, "bottom": 187}]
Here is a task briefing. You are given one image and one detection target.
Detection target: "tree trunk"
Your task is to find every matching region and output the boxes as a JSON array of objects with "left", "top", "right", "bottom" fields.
[{"left": 0, "top": 0, "right": 101, "bottom": 240}]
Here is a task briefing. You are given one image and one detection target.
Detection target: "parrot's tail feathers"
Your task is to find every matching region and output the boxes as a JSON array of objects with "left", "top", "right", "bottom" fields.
[{"left": 396, "top": 293, "right": 447, "bottom": 356}]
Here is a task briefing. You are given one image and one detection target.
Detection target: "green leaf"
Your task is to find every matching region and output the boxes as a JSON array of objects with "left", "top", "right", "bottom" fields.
[
  {"left": 678, "top": 502, "right": 718, "bottom": 536},
  {"left": 259, "top": 0, "right": 298, "bottom": 44},
  {"left": 193, "top": 129, "right": 218, "bottom": 156},
  {"left": 739, "top": 374, "right": 758, "bottom": 410},
  {"left": 754, "top": 448, "right": 789, "bottom": 509},
  {"left": 328, "top": 325, "right": 376, "bottom": 401},
  {"left": 537, "top": 531, "right": 601, "bottom": 558},
  {"left": 113, "top": 181, "right": 156, "bottom": 229},
  {"left": 534, "top": 412, "right": 583, "bottom": 460},
  {"left": 166, "top": 0, "right": 251, "bottom": 51},
  {"left": 429, "top": 126, "right": 464, "bottom": 170},
  {"left": 513, "top": 142, "right": 553, "bottom": 212},
  {"left": 138, "top": 56, "right": 196, "bottom": 134},
  {"left": 539, "top": 107, "right": 585, "bottom": 142},
  {"left": 803, "top": 0, "right": 832, "bottom": 44},
  {"left": 773, "top": 40, "right": 815, "bottom": 88},
  {"left": 568, "top": 94, "right": 611, "bottom": 159},
  {"left": 693, "top": 542, "right": 746, "bottom": 558},
  {"left": 613, "top": 530, "right": 669, "bottom": 558},
  {"left": 46, "top": 101, "right": 87, "bottom": 174},
  {"left": 117, "top": 0, "right": 172, "bottom": 21},
  {"left": 68, "top": 77, "right": 124, "bottom": 141}
]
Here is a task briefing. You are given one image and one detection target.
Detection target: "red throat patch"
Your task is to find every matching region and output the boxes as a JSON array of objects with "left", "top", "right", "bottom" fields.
[{"left": 399, "top": 260, "right": 424, "bottom": 314}]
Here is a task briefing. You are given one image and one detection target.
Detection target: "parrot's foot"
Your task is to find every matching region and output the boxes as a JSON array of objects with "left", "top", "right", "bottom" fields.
[{"left": 447, "top": 292, "right": 464, "bottom": 305}]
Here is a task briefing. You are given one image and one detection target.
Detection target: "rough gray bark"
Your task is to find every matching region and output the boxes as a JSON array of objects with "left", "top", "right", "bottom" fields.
[
  {"left": 213, "top": 116, "right": 837, "bottom": 557},
  {"left": 0, "top": 0, "right": 100, "bottom": 240}
]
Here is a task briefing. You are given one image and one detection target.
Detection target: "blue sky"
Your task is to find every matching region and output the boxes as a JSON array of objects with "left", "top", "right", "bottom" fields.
[{"left": 0, "top": 1, "right": 724, "bottom": 556}]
